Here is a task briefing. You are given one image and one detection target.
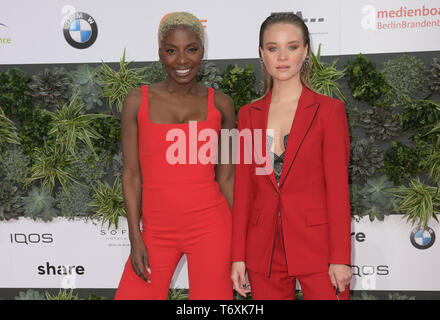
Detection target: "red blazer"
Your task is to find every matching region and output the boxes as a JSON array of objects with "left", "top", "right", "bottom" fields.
[{"left": 231, "top": 84, "right": 351, "bottom": 276}]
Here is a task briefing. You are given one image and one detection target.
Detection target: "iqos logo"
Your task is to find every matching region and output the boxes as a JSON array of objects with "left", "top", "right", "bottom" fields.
[{"left": 10, "top": 233, "right": 54, "bottom": 245}]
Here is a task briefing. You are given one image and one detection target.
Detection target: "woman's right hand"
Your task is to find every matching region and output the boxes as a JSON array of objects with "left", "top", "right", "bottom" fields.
[
  {"left": 130, "top": 235, "right": 151, "bottom": 283},
  {"left": 231, "top": 261, "right": 251, "bottom": 297}
]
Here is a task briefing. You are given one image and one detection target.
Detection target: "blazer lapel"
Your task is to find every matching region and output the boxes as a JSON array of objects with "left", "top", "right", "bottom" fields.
[
  {"left": 278, "top": 85, "right": 320, "bottom": 189},
  {"left": 249, "top": 90, "right": 279, "bottom": 192}
]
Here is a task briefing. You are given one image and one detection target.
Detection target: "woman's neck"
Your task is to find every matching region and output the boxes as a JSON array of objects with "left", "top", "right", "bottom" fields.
[
  {"left": 162, "top": 77, "right": 200, "bottom": 95},
  {"left": 270, "top": 76, "right": 303, "bottom": 104}
]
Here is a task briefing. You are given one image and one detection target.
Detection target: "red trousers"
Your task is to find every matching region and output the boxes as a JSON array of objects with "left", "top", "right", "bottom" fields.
[
  {"left": 247, "top": 214, "right": 350, "bottom": 300},
  {"left": 114, "top": 198, "right": 233, "bottom": 300}
]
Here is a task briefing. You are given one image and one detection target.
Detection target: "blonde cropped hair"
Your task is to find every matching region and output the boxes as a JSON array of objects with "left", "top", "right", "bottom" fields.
[{"left": 158, "top": 12, "right": 204, "bottom": 48}]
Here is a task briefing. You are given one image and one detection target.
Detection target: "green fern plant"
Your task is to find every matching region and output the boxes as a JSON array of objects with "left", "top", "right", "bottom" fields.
[
  {"left": 22, "top": 185, "right": 59, "bottom": 222},
  {"left": 423, "top": 100, "right": 440, "bottom": 136},
  {"left": 28, "top": 67, "right": 73, "bottom": 110},
  {"left": 26, "top": 142, "right": 79, "bottom": 195},
  {"left": 221, "top": 64, "right": 259, "bottom": 111},
  {"left": 90, "top": 116, "right": 121, "bottom": 156},
  {"left": 98, "top": 48, "right": 147, "bottom": 114},
  {"left": 18, "top": 104, "right": 52, "bottom": 159},
  {"left": 310, "top": 44, "right": 346, "bottom": 103},
  {"left": 345, "top": 54, "right": 391, "bottom": 106},
  {"left": 383, "top": 141, "right": 427, "bottom": 186},
  {"left": 89, "top": 176, "right": 126, "bottom": 229},
  {"left": 0, "top": 106, "right": 20, "bottom": 145},
  {"left": 45, "top": 92, "right": 109, "bottom": 157},
  {"left": 401, "top": 99, "right": 440, "bottom": 143},
  {"left": 0, "top": 68, "right": 33, "bottom": 120}
]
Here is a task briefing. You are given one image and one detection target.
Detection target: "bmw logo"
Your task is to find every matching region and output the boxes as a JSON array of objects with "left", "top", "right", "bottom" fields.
[
  {"left": 410, "top": 226, "right": 435, "bottom": 249},
  {"left": 63, "top": 12, "right": 97, "bottom": 49}
]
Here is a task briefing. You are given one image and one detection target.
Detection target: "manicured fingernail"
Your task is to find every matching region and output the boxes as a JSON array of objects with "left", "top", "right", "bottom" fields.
[{"left": 147, "top": 268, "right": 151, "bottom": 274}]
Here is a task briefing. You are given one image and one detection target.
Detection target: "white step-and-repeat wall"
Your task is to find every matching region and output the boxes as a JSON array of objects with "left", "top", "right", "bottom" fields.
[
  {"left": 2, "top": 0, "right": 440, "bottom": 63},
  {"left": 1, "top": 216, "right": 439, "bottom": 290},
  {"left": 1, "top": 0, "right": 440, "bottom": 291}
]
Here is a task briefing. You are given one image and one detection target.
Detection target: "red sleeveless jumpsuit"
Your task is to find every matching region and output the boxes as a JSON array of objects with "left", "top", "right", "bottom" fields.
[{"left": 114, "top": 85, "right": 233, "bottom": 300}]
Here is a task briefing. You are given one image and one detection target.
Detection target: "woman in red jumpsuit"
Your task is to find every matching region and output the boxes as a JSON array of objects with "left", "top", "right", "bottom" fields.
[
  {"left": 114, "top": 12, "right": 235, "bottom": 300},
  {"left": 230, "top": 13, "right": 353, "bottom": 300}
]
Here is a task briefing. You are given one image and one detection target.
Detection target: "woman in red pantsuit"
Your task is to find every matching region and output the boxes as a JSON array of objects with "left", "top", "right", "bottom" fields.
[
  {"left": 230, "top": 13, "right": 353, "bottom": 300},
  {"left": 114, "top": 12, "right": 235, "bottom": 300}
]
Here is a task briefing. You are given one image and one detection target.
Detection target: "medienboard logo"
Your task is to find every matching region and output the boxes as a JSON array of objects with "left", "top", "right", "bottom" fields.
[
  {"left": 410, "top": 226, "right": 435, "bottom": 250},
  {"left": 63, "top": 11, "right": 98, "bottom": 49},
  {"left": 362, "top": 4, "right": 440, "bottom": 31}
]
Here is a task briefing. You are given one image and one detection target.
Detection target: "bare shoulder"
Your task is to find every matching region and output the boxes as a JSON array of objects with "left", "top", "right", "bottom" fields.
[
  {"left": 124, "top": 87, "right": 142, "bottom": 108},
  {"left": 213, "top": 90, "right": 236, "bottom": 126},
  {"left": 121, "top": 87, "right": 143, "bottom": 118},
  {"left": 213, "top": 89, "right": 235, "bottom": 113}
]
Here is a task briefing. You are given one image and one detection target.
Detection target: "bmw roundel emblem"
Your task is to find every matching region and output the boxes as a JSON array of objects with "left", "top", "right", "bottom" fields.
[
  {"left": 410, "top": 226, "right": 435, "bottom": 250},
  {"left": 63, "top": 12, "right": 97, "bottom": 49}
]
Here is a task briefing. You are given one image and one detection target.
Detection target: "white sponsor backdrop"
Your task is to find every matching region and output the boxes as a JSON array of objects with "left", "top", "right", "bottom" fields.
[
  {"left": 350, "top": 215, "right": 440, "bottom": 291},
  {"left": 0, "top": 215, "right": 439, "bottom": 290},
  {"left": 0, "top": 217, "right": 189, "bottom": 289},
  {"left": 1, "top": 0, "right": 439, "bottom": 65}
]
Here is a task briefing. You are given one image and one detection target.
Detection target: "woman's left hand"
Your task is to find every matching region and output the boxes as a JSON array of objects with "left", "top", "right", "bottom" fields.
[{"left": 328, "top": 264, "right": 352, "bottom": 292}]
